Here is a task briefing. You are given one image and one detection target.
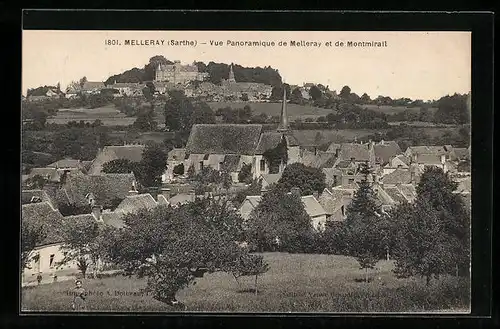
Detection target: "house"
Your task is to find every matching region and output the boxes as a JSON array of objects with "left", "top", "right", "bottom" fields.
[
  {"left": 404, "top": 145, "right": 447, "bottom": 158},
  {"left": 329, "top": 142, "right": 375, "bottom": 167},
  {"left": 183, "top": 88, "right": 301, "bottom": 181},
  {"left": 373, "top": 183, "right": 417, "bottom": 212},
  {"left": 22, "top": 202, "right": 78, "bottom": 277},
  {"left": 81, "top": 81, "right": 105, "bottom": 94},
  {"left": 114, "top": 193, "right": 158, "bottom": 214},
  {"left": 372, "top": 140, "right": 402, "bottom": 167},
  {"left": 380, "top": 168, "right": 414, "bottom": 185},
  {"left": 383, "top": 154, "right": 411, "bottom": 176},
  {"left": 413, "top": 154, "right": 448, "bottom": 173},
  {"left": 88, "top": 144, "right": 145, "bottom": 175},
  {"left": 317, "top": 188, "right": 349, "bottom": 222},
  {"left": 238, "top": 195, "right": 262, "bottom": 221},
  {"left": 301, "top": 195, "right": 328, "bottom": 231},
  {"left": 164, "top": 148, "right": 187, "bottom": 182},
  {"left": 42, "top": 171, "right": 138, "bottom": 210}
]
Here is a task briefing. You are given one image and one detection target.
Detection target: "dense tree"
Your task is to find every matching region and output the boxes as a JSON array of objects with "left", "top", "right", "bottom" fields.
[
  {"left": 392, "top": 166, "right": 470, "bottom": 285},
  {"left": 270, "top": 84, "right": 291, "bottom": 101},
  {"left": 433, "top": 93, "right": 469, "bottom": 124},
  {"left": 59, "top": 216, "right": 113, "bottom": 278},
  {"left": 223, "top": 252, "right": 270, "bottom": 294},
  {"left": 262, "top": 137, "right": 288, "bottom": 174},
  {"left": 360, "top": 93, "right": 371, "bottom": 104},
  {"left": 232, "top": 178, "right": 263, "bottom": 207},
  {"left": 308, "top": 85, "right": 323, "bottom": 101},
  {"left": 25, "top": 175, "right": 47, "bottom": 189},
  {"left": 276, "top": 163, "right": 326, "bottom": 196},
  {"left": 290, "top": 87, "right": 304, "bottom": 104},
  {"left": 136, "top": 142, "right": 168, "bottom": 188},
  {"left": 339, "top": 85, "right": 352, "bottom": 99},
  {"left": 133, "top": 105, "right": 157, "bottom": 131},
  {"left": 105, "top": 198, "right": 248, "bottom": 305},
  {"left": 246, "top": 186, "right": 315, "bottom": 253},
  {"left": 238, "top": 163, "right": 253, "bottom": 184}
]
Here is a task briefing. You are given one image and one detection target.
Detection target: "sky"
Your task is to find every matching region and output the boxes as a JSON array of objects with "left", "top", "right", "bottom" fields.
[{"left": 22, "top": 30, "right": 471, "bottom": 101}]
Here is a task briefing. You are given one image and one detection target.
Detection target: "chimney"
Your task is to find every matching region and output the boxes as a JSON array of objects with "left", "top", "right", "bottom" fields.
[
  {"left": 440, "top": 154, "right": 446, "bottom": 165},
  {"left": 335, "top": 148, "right": 340, "bottom": 158},
  {"left": 91, "top": 205, "right": 103, "bottom": 221},
  {"left": 290, "top": 187, "right": 301, "bottom": 198},
  {"left": 313, "top": 191, "right": 319, "bottom": 199},
  {"left": 381, "top": 139, "right": 385, "bottom": 145}
]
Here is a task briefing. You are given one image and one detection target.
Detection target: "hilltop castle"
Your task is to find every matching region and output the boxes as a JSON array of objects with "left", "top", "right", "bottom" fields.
[{"left": 155, "top": 60, "right": 209, "bottom": 84}]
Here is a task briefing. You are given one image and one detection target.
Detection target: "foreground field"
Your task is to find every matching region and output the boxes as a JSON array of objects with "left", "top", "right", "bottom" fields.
[{"left": 22, "top": 253, "right": 469, "bottom": 313}]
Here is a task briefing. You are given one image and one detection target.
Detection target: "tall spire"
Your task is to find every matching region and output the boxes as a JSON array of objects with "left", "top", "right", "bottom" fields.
[
  {"left": 228, "top": 63, "right": 236, "bottom": 83},
  {"left": 277, "top": 83, "right": 290, "bottom": 133}
]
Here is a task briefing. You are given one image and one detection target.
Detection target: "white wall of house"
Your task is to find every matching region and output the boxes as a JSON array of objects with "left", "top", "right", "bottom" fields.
[
  {"left": 311, "top": 214, "right": 327, "bottom": 231},
  {"left": 287, "top": 146, "right": 301, "bottom": 165},
  {"left": 24, "top": 243, "right": 79, "bottom": 277},
  {"left": 252, "top": 154, "right": 268, "bottom": 179}
]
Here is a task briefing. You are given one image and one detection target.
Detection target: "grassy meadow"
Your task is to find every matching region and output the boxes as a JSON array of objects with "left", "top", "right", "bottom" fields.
[
  {"left": 21, "top": 253, "right": 469, "bottom": 313},
  {"left": 364, "top": 104, "right": 438, "bottom": 115},
  {"left": 207, "top": 102, "right": 333, "bottom": 120},
  {"left": 47, "top": 105, "right": 136, "bottom": 126}
]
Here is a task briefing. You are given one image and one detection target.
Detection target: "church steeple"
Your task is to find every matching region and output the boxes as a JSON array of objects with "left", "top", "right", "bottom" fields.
[
  {"left": 228, "top": 63, "right": 236, "bottom": 83},
  {"left": 277, "top": 83, "right": 290, "bottom": 133}
]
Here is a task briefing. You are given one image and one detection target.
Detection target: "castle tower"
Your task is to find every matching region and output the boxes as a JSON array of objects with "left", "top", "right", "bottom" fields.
[
  {"left": 277, "top": 84, "right": 290, "bottom": 133},
  {"left": 228, "top": 64, "right": 236, "bottom": 83}
]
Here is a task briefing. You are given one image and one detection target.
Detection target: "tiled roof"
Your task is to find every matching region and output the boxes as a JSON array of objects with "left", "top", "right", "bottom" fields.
[
  {"left": 21, "top": 189, "right": 55, "bottom": 207},
  {"left": 29, "top": 168, "right": 61, "bottom": 182},
  {"left": 338, "top": 143, "right": 372, "bottom": 162},
  {"left": 101, "top": 211, "right": 126, "bottom": 229},
  {"left": 169, "top": 193, "right": 195, "bottom": 206},
  {"left": 88, "top": 145, "right": 144, "bottom": 175},
  {"left": 82, "top": 81, "right": 105, "bottom": 90},
  {"left": 373, "top": 141, "right": 402, "bottom": 165},
  {"left": 115, "top": 194, "right": 158, "bottom": 214},
  {"left": 255, "top": 132, "right": 299, "bottom": 155},
  {"left": 451, "top": 148, "right": 470, "bottom": 161},
  {"left": 22, "top": 202, "right": 65, "bottom": 246},
  {"left": 381, "top": 169, "right": 412, "bottom": 185},
  {"left": 47, "top": 158, "right": 83, "bottom": 169},
  {"left": 407, "top": 145, "right": 447, "bottom": 156},
  {"left": 186, "top": 124, "right": 262, "bottom": 155},
  {"left": 301, "top": 195, "right": 327, "bottom": 218},
  {"left": 64, "top": 213, "right": 97, "bottom": 223},
  {"left": 384, "top": 186, "right": 407, "bottom": 204},
  {"left": 415, "top": 154, "right": 443, "bottom": 165},
  {"left": 59, "top": 171, "right": 135, "bottom": 208},
  {"left": 167, "top": 148, "right": 186, "bottom": 162},
  {"left": 318, "top": 188, "right": 344, "bottom": 215},
  {"left": 221, "top": 155, "right": 241, "bottom": 172},
  {"left": 261, "top": 173, "right": 282, "bottom": 186},
  {"left": 398, "top": 184, "right": 417, "bottom": 202},
  {"left": 244, "top": 195, "right": 262, "bottom": 208}
]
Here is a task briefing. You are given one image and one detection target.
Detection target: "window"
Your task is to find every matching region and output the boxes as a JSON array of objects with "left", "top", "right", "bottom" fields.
[
  {"left": 260, "top": 159, "right": 266, "bottom": 171},
  {"left": 341, "top": 205, "right": 345, "bottom": 217},
  {"left": 348, "top": 178, "right": 354, "bottom": 184},
  {"left": 199, "top": 161, "right": 204, "bottom": 170},
  {"left": 49, "top": 254, "right": 55, "bottom": 268}
]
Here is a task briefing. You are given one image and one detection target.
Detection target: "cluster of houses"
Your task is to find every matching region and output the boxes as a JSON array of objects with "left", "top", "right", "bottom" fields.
[
  {"left": 25, "top": 63, "right": 274, "bottom": 103},
  {"left": 21, "top": 87, "right": 471, "bottom": 281}
]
